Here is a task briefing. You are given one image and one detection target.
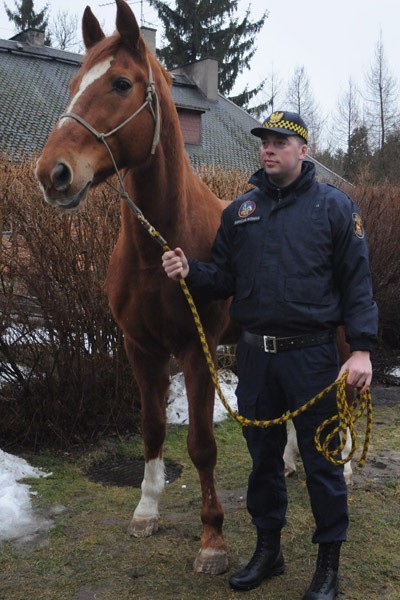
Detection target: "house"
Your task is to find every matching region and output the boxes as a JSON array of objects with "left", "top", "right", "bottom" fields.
[{"left": 0, "top": 27, "right": 344, "bottom": 184}]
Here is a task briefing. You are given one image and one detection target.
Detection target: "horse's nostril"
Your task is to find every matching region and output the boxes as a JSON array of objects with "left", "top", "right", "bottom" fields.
[{"left": 51, "top": 162, "right": 72, "bottom": 191}]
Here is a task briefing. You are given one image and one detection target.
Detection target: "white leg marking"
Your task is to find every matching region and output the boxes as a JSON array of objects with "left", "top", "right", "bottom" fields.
[
  {"left": 341, "top": 428, "right": 353, "bottom": 485},
  {"left": 284, "top": 422, "right": 353, "bottom": 485},
  {"left": 133, "top": 458, "right": 165, "bottom": 519},
  {"left": 284, "top": 420, "right": 298, "bottom": 476},
  {"left": 58, "top": 58, "right": 113, "bottom": 127}
]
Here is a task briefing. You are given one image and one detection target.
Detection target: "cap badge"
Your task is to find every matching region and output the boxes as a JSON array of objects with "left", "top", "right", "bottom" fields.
[
  {"left": 238, "top": 200, "right": 256, "bottom": 218},
  {"left": 268, "top": 112, "right": 284, "bottom": 124},
  {"left": 352, "top": 213, "right": 365, "bottom": 239}
]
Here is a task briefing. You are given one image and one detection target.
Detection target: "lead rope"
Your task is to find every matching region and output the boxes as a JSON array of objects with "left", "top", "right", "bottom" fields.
[
  {"left": 61, "top": 65, "right": 372, "bottom": 467},
  {"left": 112, "top": 192, "right": 372, "bottom": 468}
]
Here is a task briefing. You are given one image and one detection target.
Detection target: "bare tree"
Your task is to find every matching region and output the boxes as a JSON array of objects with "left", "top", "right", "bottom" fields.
[
  {"left": 331, "top": 78, "right": 361, "bottom": 152},
  {"left": 51, "top": 10, "right": 81, "bottom": 52},
  {"left": 250, "top": 67, "right": 283, "bottom": 121},
  {"left": 363, "top": 33, "right": 398, "bottom": 151},
  {"left": 285, "top": 65, "right": 323, "bottom": 154}
]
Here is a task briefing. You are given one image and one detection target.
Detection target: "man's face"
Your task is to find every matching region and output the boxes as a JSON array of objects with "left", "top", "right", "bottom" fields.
[{"left": 259, "top": 132, "right": 307, "bottom": 187}]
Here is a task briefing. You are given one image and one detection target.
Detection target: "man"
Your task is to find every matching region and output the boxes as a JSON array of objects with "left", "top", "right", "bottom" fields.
[{"left": 162, "top": 111, "right": 378, "bottom": 599}]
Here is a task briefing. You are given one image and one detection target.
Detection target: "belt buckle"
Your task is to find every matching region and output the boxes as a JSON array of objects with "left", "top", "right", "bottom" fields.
[{"left": 263, "top": 335, "right": 277, "bottom": 353}]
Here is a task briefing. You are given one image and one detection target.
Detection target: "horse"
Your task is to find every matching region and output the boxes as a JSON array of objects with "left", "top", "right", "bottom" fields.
[
  {"left": 36, "top": 0, "right": 232, "bottom": 575},
  {"left": 35, "top": 0, "right": 355, "bottom": 576}
]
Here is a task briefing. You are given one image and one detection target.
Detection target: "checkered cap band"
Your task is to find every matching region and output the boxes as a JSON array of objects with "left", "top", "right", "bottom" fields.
[{"left": 263, "top": 118, "right": 308, "bottom": 142}]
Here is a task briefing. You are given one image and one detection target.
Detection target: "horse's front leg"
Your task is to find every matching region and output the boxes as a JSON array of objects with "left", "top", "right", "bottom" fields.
[
  {"left": 125, "top": 341, "right": 170, "bottom": 538},
  {"left": 182, "top": 346, "right": 228, "bottom": 575}
]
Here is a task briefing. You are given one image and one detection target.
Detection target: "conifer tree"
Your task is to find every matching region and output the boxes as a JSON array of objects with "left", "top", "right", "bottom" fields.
[
  {"left": 149, "top": 0, "right": 267, "bottom": 107},
  {"left": 4, "top": 0, "right": 51, "bottom": 45}
]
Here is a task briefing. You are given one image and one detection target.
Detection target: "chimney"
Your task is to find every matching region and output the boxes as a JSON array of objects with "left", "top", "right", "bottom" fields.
[
  {"left": 140, "top": 26, "right": 156, "bottom": 55},
  {"left": 10, "top": 29, "right": 45, "bottom": 46},
  {"left": 171, "top": 58, "right": 219, "bottom": 102}
]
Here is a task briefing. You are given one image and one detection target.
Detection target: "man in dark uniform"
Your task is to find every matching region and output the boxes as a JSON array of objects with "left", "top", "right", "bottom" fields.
[{"left": 162, "top": 111, "right": 378, "bottom": 600}]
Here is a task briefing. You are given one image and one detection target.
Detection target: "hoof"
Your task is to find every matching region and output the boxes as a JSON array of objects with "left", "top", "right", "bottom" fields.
[
  {"left": 127, "top": 515, "right": 159, "bottom": 538},
  {"left": 194, "top": 547, "right": 228, "bottom": 575}
]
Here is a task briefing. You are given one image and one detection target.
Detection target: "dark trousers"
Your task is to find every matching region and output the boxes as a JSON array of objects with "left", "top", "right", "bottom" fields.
[{"left": 235, "top": 339, "right": 348, "bottom": 544}]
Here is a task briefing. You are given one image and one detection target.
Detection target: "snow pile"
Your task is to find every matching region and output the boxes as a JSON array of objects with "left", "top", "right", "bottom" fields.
[
  {"left": 167, "top": 368, "right": 238, "bottom": 425},
  {"left": 0, "top": 450, "right": 52, "bottom": 543}
]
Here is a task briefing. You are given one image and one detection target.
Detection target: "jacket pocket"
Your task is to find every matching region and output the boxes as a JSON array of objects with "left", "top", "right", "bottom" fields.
[{"left": 284, "top": 275, "right": 333, "bottom": 306}]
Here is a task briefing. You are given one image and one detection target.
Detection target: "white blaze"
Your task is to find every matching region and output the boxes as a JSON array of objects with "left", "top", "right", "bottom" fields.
[{"left": 58, "top": 58, "right": 113, "bottom": 128}]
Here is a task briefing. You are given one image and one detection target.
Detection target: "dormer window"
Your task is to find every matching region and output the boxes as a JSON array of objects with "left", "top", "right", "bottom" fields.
[{"left": 176, "top": 107, "right": 204, "bottom": 145}]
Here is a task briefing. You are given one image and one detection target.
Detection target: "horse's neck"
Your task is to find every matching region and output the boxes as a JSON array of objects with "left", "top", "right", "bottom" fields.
[
  {"left": 119, "top": 146, "right": 194, "bottom": 261},
  {"left": 122, "top": 113, "right": 198, "bottom": 212},
  {"left": 118, "top": 88, "right": 221, "bottom": 263}
]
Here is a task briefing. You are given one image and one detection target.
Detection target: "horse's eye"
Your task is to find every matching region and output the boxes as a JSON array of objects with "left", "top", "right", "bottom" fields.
[{"left": 113, "top": 78, "right": 132, "bottom": 92}]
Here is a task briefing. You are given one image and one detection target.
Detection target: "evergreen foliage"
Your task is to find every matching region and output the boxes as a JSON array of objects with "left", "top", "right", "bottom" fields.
[
  {"left": 343, "top": 126, "right": 372, "bottom": 182},
  {"left": 148, "top": 0, "right": 267, "bottom": 106},
  {"left": 4, "top": 0, "right": 51, "bottom": 45}
]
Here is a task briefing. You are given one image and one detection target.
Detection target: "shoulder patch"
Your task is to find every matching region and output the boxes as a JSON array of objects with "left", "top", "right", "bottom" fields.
[
  {"left": 352, "top": 212, "right": 364, "bottom": 239},
  {"left": 238, "top": 200, "right": 256, "bottom": 218}
]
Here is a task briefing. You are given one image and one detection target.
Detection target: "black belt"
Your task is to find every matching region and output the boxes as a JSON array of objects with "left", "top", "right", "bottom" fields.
[{"left": 241, "top": 329, "right": 335, "bottom": 353}]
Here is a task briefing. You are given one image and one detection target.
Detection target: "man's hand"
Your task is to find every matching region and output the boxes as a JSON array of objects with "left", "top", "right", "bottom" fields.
[
  {"left": 337, "top": 350, "right": 372, "bottom": 394},
  {"left": 162, "top": 247, "right": 189, "bottom": 280}
]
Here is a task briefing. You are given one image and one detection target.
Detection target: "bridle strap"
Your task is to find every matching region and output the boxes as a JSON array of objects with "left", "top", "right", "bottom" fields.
[
  {"left": 58, "top": 64, "right": 164, "bottom": 239},
  {"left": 59, "top": 64, "right": 160, "bottom": 155}
]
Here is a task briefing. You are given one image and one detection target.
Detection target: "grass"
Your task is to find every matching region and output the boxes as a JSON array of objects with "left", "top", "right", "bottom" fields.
[{"left": 0, "top": 397, "right": 399, "bottom": 600}]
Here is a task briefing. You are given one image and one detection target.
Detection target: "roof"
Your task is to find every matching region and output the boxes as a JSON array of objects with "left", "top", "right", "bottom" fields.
[
  {"left": 0, "top": 35, "right": 344, "bottom": 184},
  {"left": 0, "top": 39, "right": 81, "bottom": 160}
]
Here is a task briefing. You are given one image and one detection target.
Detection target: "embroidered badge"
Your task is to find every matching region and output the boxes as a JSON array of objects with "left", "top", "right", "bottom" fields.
[
  {"left": 352, "top": 213, "right": 364, "bottom": 239},
  {"left": 269, "top": 111, "right": 284, "bottom": 124},
  {"left": 238, "top": 200, "right": 256, "bottom": 218}
]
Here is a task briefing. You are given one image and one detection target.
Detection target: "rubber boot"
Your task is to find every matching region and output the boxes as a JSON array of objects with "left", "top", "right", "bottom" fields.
[
  {"left": 303, "top": 541, "right": 342, "bottom": 599},
  {"left": 229, "top": 528, "right": 284, "bottom": 591}
]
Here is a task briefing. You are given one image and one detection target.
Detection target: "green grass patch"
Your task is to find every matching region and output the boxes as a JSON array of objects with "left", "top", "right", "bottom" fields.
[{"left": 0, "top": 401, "right": 399, "bottom": 599}]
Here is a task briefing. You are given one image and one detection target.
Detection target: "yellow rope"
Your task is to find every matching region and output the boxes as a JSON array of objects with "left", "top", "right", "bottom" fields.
[
  {"left": 177, "top": 265, "right": 372, "bottom": 468},
  {"left": 127, "top": 205, "right": 372, "bottom": 468}
]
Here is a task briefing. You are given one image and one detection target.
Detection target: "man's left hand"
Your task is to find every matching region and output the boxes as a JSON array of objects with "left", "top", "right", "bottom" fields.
[{"left": 337, "top": 350, "right": 372, "bottom": 394}]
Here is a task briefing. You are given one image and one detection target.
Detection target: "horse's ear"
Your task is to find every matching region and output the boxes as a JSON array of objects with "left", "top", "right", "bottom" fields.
[
  {"left": 115, "top": 0, "right": 142, "bottom": 51},
  {"left": 82, "top": 6, "right": 106, "bottom": 50}
]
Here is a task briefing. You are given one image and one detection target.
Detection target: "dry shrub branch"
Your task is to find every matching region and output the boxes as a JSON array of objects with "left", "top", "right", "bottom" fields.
[
  {"left": 352, "top": 185, "right": 400, "bottom": 346},
  {"left": 0, "top": 159, "right": 138, "bottom": 448}
]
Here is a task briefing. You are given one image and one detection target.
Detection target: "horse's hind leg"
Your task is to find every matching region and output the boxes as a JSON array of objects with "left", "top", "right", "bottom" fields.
[
  {"left": 181, "top": 346, "right": 228, "bottom": 575},
  {"left": 125, "top": 341, "right": 169, "bottom": 538}
]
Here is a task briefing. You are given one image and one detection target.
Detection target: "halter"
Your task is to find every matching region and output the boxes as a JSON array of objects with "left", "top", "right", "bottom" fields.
[
  {"left": 59, "top": 63, "right": 165, "bottom": 243},
  {"left": 59, "top": 63, "right": 161, "bottom": 184}
]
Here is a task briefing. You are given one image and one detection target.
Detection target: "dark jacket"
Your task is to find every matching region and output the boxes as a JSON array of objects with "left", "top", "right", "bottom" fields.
[{"left": 187, "top": 161, "right": 378, "bottom": 351}]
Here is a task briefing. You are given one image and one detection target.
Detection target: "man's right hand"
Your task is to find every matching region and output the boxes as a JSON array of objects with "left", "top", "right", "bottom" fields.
[{"left": 162, "top": 247, "right": 189, "bottom": 280}]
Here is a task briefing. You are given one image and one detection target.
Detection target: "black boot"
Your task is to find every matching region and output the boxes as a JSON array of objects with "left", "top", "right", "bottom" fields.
[
  {"left": 229, "top": 528, "right": 284, "bottom": 591},
  {"left": 303, "top": 541, "right": 342, "bottom": 600}
]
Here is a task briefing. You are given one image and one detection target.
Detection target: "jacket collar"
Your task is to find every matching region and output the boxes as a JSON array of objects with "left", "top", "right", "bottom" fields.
[{"left": 249, "top": 160, "right": 315, "bottom": 201}]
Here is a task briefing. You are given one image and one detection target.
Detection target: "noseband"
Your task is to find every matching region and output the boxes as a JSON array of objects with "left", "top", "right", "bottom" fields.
[{"left": 59, "top": 63, "right": 161, "bottom": 172}]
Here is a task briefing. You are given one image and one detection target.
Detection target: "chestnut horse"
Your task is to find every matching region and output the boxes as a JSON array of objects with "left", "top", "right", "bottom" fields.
[{"left": 36, "top": 0, "right": 231, "bottom": 575}]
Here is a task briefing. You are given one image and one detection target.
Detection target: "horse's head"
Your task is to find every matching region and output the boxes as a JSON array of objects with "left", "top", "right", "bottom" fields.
[{"left": 36, "top": 0, "right": 167, "bottom": 210}]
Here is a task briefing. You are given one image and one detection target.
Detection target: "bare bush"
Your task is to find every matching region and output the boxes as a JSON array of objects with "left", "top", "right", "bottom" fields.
[
  {"left": 195, "top": 165, "right": 250, "bottom": 200},
  {"left": 352, "top": 184, "right": 400, "bottom": 347},
  {"left": 0, "top": 159, "right": 138, "bottom": 448}
]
